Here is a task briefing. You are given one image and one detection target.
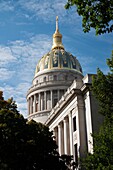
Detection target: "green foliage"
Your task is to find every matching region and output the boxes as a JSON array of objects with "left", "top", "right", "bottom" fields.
[
  {"left": 65, "top": 0, "right": 113, "bottom": 35},
  {"left": 82, "top": 52, "right": 113, "bottom": 169},
  {"left": 0, "top": 92, "right": 19, "bottom": 114},
  {"left": 0, "top": 94, "right": 74, "bottom": 170},
  {"left": 92, "top": 52, "right": 113, "bottom": 118},
  {"left": 82, "top": 119, "right": 113, "bottom": 170}
]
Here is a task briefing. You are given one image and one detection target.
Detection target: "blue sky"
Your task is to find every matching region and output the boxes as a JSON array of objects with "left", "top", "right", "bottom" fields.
[{"left": 0, "top": 0, "right": 112, "bottom": 117}]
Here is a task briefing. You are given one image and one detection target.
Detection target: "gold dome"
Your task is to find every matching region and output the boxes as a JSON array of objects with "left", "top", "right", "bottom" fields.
[
  {"left": 35, "top": 17, "right": 83, "bottom": 76},
  {"left": 35, "top": 49, "right": 82, "bottom": 75}
]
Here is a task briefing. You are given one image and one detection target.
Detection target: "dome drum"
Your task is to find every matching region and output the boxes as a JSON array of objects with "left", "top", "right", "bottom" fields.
[{"left": 33, "top": 69, "right": 82, "bottom": 85}]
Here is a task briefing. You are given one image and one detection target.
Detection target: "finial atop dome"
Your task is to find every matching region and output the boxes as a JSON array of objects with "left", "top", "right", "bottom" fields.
[
  {"left": 52, "top": 16, "right": 64, "bottom": 50},
  {"left": 56, "top": 16, "right": 59, "bottom": 32}
]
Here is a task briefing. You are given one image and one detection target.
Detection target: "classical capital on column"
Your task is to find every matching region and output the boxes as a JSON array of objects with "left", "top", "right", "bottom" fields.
[
  {"left": 68, "top": 111, "right": 72, "bottom": 118},
  {"left": 63, "top": 117, "right": 68, "bottom": 123},
  {"left": 58, "top": 123, "right": 61, "bottom": 128}
]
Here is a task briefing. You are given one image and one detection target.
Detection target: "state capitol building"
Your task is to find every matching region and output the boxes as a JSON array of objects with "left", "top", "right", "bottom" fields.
[{"left": 26, "top": 17, "right": 103, "bottom": 167}]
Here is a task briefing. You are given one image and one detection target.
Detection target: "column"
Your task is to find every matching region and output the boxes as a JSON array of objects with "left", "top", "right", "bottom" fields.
[
  {"left": 30, "top": 96, "right": 33, "bottom": 114},
  {"left": 34, "top": 94, "right": 36, "bottom": 112},
  {"left": 85, "top": 91, "right": 93, "bottom": 153},
  {"left": 41, "top": 92, "right": 43, "bottom": 111},
  {"left": 44, "top": 91, "right": 47, "bottom": 110},
  {"left": 69, "top": 112, "right": 73, "bottom": 155},
  {"left": 63, "top": 118, "right": 68, "bottom": 154},
  {"left": 36, "top": 95, "right": 38, "bottom": 112},
  {"left": 27, "top": 98, "right": 30, "bottom": 115},
  {"left": 38, "top": 93, "right": 41, "bottom": 111},
  {"left": 51, "top": 90, "right": 53, "bottom": 109},
  {"left": 58, "top": 123, "right": 62, "bottom": 155}
]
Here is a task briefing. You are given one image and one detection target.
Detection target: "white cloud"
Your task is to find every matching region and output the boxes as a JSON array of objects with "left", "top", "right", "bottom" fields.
[
  {"left": 0, "top": 68, "right": 15, "bottom": 80},
  {"left": 18, "top": 0, "right": 80, "bottom": 24},
  {"left": 0, "top": 1, "right": 14, "bottom": 11},
  {"left": 0, "top": 34, "right": 51, "bottom": 84},
  {"left": 16, "top": 22, "right": 32, "bottom": 26},
  {"left": 0, "top": 45, "right": 20, "bottom": 81},
  {"left": 0, "top": 0, "right": 81, "bottom": 28},
  {"left": 8, "top": 34, "right": 51, "bottom": 81},
  {"left": 0, "top": 82, "right": 31, "bottom": 118},
  {"left": 0, "top": 46, "right": 16, "bottom": 66},
  {"left": 0, "top": 34, "right": 52, "bottom": 117}
]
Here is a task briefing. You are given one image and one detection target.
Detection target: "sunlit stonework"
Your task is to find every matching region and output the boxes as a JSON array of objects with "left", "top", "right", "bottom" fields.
[{"left": 27, "top": 17, "right": 103, "bottom": 168}]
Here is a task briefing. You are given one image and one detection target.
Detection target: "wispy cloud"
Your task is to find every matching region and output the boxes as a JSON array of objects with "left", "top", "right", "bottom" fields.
[
  {"left": 18, "top": 0, "right": 65, "bottom": 19},
  {"left": 0, "top": 82, "right": 30, "bottom": 117},
  {"left": 0, "top": 68, "right": 15, "bottom": 81},
  {"left": 0, "top": 34, "right": 51, "bottom": 117},
  {"left": 0, "top": 1, "right": 14, "bottom": 12},
  {"left": 0, "top": 46, "right": 16, "bottom": 66},
  {"left": 8, "top": 35, "right": 51, "bottom": 81},
  {"left": 17, "top": 0, "right": 81, "bottom": 24},
  {"left": 0, "top": 0, "right": 81, "bottom": 30}
]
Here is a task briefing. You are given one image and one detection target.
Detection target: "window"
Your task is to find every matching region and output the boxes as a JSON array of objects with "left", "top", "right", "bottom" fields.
[
  {"left": 54, "top": 75, "right": 57, "bottom": 81},
  {"left": 53, "top": 90, "right": 58, "bottom": 107},
  {"left": 65, "top": 75, "right": 68, "bottom": 80},
  {"left": 73, "top": 116, "right": 77, "bottom": 131},
  {"left": 41, "top": 93, "right": 45, "bottom": 110},
  {"left": 53, "top": 99, "right": 58, "bottom": 107},
  {"left": 44, "top": 77, "right": 46, "bottom": 82},
  {"left": 60, "top": 90, "right": 64, "bottom": 99}
]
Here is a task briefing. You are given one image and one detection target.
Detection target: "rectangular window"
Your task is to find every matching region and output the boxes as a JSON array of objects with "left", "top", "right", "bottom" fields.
[
  {"left": 53, "top": 99, "right": 58, "bottom": 107},
  {"left": 53, "top": 90, "right": 57, "bottom": 98},
  {"left": 60, "top": 90, "right": 64, "bottom": 99},
  {"left": 53, "top": 90, "right": 58, "bottom": 107},
  {"left": 73, "top": 116, "right": 77, "bottom": 131}
]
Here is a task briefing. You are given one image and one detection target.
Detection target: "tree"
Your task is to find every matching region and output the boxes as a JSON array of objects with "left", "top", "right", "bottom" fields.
[
  {"left": 81, "top": 52, "right": 113, "bottom": 169},
  {"left": 0, "top": 92, "right": 73, "bottom": 170},
  {"left": 65, "top": 0, "right": 113, "bottom": 35},
  {"left": 0, "top": 91, "right": 19, "bottom": 114}
]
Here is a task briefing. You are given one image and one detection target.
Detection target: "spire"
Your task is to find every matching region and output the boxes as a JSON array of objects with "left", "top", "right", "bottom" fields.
[
  {"left": 52, "top": 16, "right": 64, "bottom": 50},
  {"left": 56, "top": 16, "right": 59, "bottom": 32}
]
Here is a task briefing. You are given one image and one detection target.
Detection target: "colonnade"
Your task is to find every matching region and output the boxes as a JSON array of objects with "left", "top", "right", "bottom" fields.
[
  {"left": 27, "top": 89, "right": 65, "bottom": 115},
  {"left": 53, "top": 112, "right": 74, "bottom": 156}
]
